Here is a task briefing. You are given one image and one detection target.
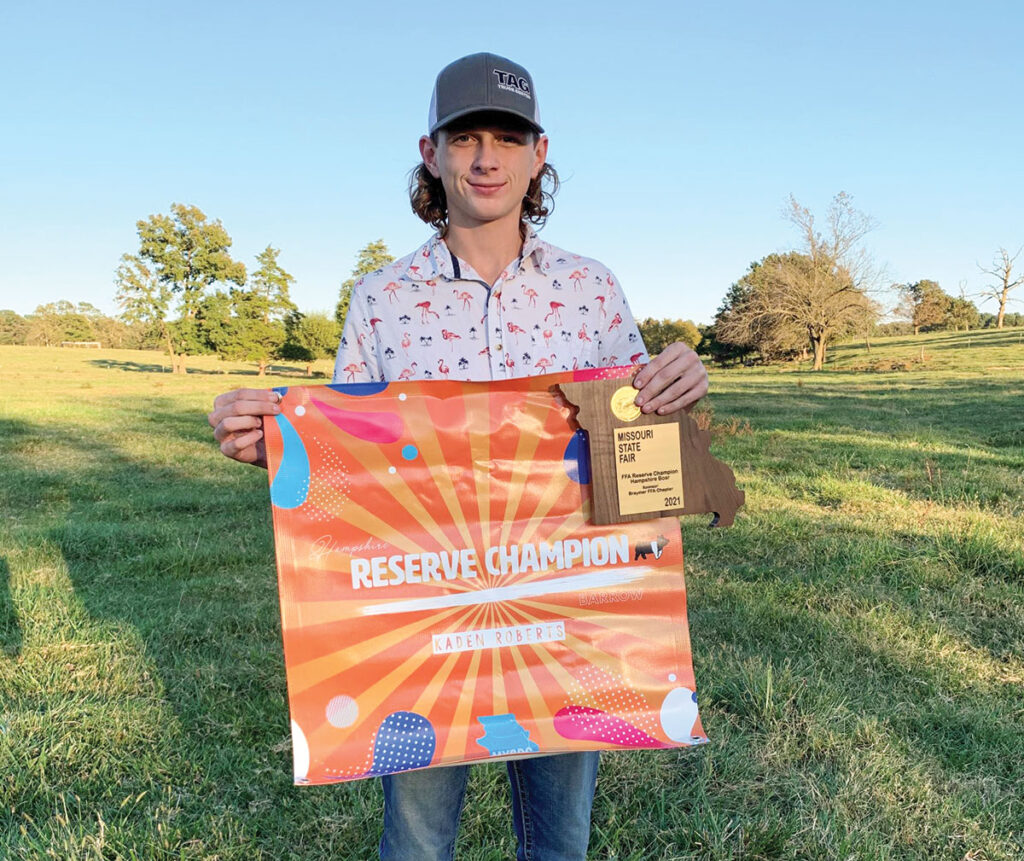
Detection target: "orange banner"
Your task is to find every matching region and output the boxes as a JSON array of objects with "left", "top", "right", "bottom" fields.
[{"left": 264, "top": 367, "right": 707, "bottom": 784}]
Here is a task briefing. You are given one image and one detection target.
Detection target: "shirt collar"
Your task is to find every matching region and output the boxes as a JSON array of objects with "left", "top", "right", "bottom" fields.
[
  {"left": 521, "top": 230, "right": 550, "bottom": 273},
  {"left": 401, "top": 230, "right": 551, "bottom": 282}
]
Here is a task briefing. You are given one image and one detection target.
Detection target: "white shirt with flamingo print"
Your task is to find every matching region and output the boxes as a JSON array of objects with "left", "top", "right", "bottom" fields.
[{"left": 333, "top": 231, "right": 648, "bottom": 384}]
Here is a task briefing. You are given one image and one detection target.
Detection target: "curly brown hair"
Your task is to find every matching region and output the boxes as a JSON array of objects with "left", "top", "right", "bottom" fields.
[{"left": 408, "top": 129, "right": 560, "bottom": 239}]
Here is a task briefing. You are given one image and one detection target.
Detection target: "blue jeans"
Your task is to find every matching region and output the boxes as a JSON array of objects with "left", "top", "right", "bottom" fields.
[{"left": 379, "top": 752, "right": 600, "bottom": 861}]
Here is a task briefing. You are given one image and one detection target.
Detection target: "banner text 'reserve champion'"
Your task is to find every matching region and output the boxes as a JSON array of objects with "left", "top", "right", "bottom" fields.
[{"left": 350, "top": 534, "right": 630, "bottom": 589}]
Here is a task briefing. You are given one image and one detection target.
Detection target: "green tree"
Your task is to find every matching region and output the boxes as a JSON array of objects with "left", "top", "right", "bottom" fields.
[
  {"left": 200, "top": 248, "right": 296, "bottom": 375},
  {"left": 116, "top": 255, "right": 180, "bottom": 363},
  {"left": 336, "top": 239, "right": 394, "bottom": 325},
  {"left": 24, "top": 301, "right": 96, "bottom": 345},
  {"left": 217, "top": 246, "right": 296, "bottom": 375},
  {"left": 24, "top": 307, "right": 60, "bottom": 346},
  {"left": 945, "top": 292, "right": 980, "bottom": 331},
  {"left": 75, "top": 302, "right": 105, "bottom": 323},
  {"left": 92, "top": 316, "right": 146, "bottom": 349},
  {"left": 185, "top": 289, "right": 233, "bottom": 357},
  {"left": 900, "top": 279, "right": 951, "bottom": 334},
  {"left": 248, "top": 246, "right": 296, "bottom": 323},
  {"left": 0, "top": 310, "right": 28, "bottom": 345},
  {"left": 696, "top": 322, "right": 752, "bottom": 365},
  {"left": 281, "top": 310, "right": 341, "bottom": 376},
  {"left": 122, "top": 203, "right": 246, "bottom": 372},
  {"left": 637, "top": 318, "right": 701, "bottom": 356}
]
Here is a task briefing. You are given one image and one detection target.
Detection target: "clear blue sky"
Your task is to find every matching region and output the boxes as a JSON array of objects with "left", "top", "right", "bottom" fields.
[{"left": 2, "top": 1, "right": 1022, "bottom": 325}]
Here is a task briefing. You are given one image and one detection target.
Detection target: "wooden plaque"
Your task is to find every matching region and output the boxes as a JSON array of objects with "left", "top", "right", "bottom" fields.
[{"left": 558, "top": 378, "right": 745, "bottom": 526}]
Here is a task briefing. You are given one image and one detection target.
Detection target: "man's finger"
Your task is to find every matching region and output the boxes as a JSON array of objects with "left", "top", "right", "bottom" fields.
[
  {"left": 220, "top": 428, "right": 264, "bottom": 460},
  {"left": 212, "top": 415, "right": 263, "bottom": 443},
  {"left": 634, "top": 346, "right": 698, "bottom": 394},
  {"left": 639, "top": 365, "right": 709, "bottom": 413},
  {"left": 635, "top": 341, "right": 691, "bottom": 376},
  {"left": 641, "top": 375, "right": 694, "bottom": 413},
  {"left": 208, "top": 398, "right": 281, "bottom": 428},
  {"left": 210, "top": 388, "right": 281, "bottom": 420},
  {"left": 632, "top": 350, "right": 676, "bottom": 390},
  {"left": 213, "top": 388, "right": 281, "bottom": 408},
  {"left": 635, "top": 360, "right": 697, "bottom": 407}
]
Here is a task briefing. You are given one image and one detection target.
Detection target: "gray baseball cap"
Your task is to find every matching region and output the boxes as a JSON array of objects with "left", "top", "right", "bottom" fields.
[{"left": 428, "top": 52, "right": 543, "bottom": 135}]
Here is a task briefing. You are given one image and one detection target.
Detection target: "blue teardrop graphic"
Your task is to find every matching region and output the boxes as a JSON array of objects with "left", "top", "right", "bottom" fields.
[
  {"left": 365, "top": 712, "right": 436, "bottom": 776},
  {"left": 563, "top": 429, "right": 591, "bottom": 484},
  {"left": 269, "top": 414, "right": 311, "bottom": 509}
]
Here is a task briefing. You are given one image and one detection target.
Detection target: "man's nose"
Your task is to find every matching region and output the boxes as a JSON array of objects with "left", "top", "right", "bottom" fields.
[{"left": 472, "top": 137, "right": 499, "bottom": 171}]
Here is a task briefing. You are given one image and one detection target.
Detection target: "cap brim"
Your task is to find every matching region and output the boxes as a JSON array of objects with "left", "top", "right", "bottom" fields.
[{"left": 430, "top": 106, "right": 544, "bottom": 135}]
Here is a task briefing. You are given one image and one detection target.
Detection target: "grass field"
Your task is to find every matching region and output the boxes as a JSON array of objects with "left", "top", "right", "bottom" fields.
[{"left": 1, "top": 330, "right": 1022, "bottom": 860}]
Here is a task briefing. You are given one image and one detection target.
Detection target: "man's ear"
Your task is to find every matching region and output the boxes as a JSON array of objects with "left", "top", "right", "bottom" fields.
[
  {"left": 419, "top": 135, "right": 441, "bottom": 178},
  {"left": 532, "top": 135, "right": 549, "bottom": 179}
]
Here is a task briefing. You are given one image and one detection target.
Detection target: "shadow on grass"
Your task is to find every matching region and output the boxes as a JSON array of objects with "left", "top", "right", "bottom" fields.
[
  {"left": 1, "top": 412, "right": 385, "bottom": 855},
  {"left": 710, "top": 376, "right": 1024, "bottom": 450},
  {"left": 90, "top": 359, "right": 329, "bottom": 378},
  {"left": 3, "top": 404, "right": 1021, "bottom": 858},
  {"left": 840, "top": 329, "right": 1024, "bottom": 354},
  {"left": 0, "top": 558, "right": 20, "bottom": 658},
  {"left": 691, "top": 574, "right": 1022, "bottom": 781},
  {"left": 687, "top": 503, "right": 1023, "bottom": 666}
]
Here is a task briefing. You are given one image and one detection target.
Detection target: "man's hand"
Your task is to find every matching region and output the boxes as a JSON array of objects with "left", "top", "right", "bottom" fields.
[
  {"left": 632, "top": 342, "right": 709, "bottom": 415},
  {"left": 207, "top": 388, "right": 282, "bottom": 469}
]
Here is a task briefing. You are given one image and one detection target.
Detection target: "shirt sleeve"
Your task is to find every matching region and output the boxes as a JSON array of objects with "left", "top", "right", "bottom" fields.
[
  {"left": 333, "top": 280, "right": 384, "bottom": 383},
  {"left": 596, "top": 268, "right": 649, "bottom": 366}
]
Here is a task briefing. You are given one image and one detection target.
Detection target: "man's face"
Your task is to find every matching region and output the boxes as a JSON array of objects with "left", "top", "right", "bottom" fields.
[{"left": 419, "top": 113, "right": 548, "bottom": 233}]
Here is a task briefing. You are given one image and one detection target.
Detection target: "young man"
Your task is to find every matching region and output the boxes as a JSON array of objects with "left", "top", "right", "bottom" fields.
[{"left": 209, "top": 53, "right": 708, "bottom": 861}]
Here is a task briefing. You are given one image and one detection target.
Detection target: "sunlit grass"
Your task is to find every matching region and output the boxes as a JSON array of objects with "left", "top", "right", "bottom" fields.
[{"left": 1, "top": 337, "right": 1022, "bottom": 859}]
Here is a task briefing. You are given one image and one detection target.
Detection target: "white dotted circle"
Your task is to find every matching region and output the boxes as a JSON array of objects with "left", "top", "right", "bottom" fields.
[
  {"left": 294, "top": 405, "right": 306, "bottom": 416},
  {"left": 325, "top": 694, "right": 359, "bottom": 728}
]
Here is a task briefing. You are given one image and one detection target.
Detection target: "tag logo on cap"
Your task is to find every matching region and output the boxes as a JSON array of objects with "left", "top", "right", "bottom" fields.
[{"left": 493, "top": 69, "right": 532, "bottom": 99}]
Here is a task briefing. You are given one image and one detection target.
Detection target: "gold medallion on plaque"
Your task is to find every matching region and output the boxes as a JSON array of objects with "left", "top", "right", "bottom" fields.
[{"left": 609, "top": 385, "right": 641, "bottom": 422}]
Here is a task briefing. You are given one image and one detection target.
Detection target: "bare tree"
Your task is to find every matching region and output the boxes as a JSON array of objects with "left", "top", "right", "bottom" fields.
[
  {"left": 783, "top": 193, "right": 881, "bottom": 368},
  {"left": 716, "top": 193, "right": 879, "bottom": 370},
  {"left": 978, "top": 247, "right": 1024, "bottom": 329}
]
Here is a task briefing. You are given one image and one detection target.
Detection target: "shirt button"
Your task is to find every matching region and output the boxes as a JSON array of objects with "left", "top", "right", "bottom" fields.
[{"left": 495, "top": 343, "right": 503, "bottom": 351}]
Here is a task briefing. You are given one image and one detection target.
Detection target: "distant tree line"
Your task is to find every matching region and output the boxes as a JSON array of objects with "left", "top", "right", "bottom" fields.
[
  {"left": 3, "top": 202, "right": 1019, "bottom": 374},
  {"left": 0, "top": 205, "right": 404, "bottom": 376},
  {"left": 1, "top": 204, "right": 343, "bottom": 374},
  {"left": 0, "top": 204, "right": 699, "bottom": 374},
  {"left": 0, "top": 302, "right": 150, "bottom": 349},
  {"left": 699, "top": 193, "right": 1022, "bottom": 368},
  {"left": 637, "top": 318, "right": 701, "bottom": 355}
]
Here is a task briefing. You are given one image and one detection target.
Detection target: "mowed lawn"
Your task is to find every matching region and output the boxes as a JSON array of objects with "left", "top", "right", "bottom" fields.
[{"left": 1, "top": 331, "right": 1022, "bottom": 860}]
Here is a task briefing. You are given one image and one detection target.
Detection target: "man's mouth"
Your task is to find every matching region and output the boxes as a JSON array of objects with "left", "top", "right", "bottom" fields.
[{"left": 468, "top": 181, "right": 507, "bottom": 195}]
